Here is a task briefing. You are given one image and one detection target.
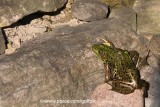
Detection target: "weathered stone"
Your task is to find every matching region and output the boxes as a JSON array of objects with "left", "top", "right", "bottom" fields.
[
  {"left": 90, "top": 84, "right": 144, "bottom": 107},
  {"left": 101, "top": 0, "right": 136, "bottom": 8},
  {"left": 0, "top": 18, "right": 149, "bottom": 107},
  {"left": 0, "top": 28, "right": 5, "bottom": 54},
  {"left": 147, "top": 54, "right": 160, "bottom": 69},
  {"left": 0, "top": 0, "right": 67, "bottom": 27},
  {"left": 52, "top": 19, "right": 149, "bottom": 58},
  {"left": 140, "top": 49, "right": 160, "bottom": 107},
  {"left": 149, "top": 35, "right": 160, "bottom": 59},
  {"left": 109, "top": 6, "right": 137, "bottom": 31},
  {"left": 133, "top": 0, "right": 160, "bottom": 34},
  {"left": 72, "top": 0, "right": 108, "bottom": 21},
  {"left": 140, "top": 56, "right": 160, "bottom": 107}
]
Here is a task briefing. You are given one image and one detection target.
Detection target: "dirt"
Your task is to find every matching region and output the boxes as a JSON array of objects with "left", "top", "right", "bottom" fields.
[{"left": 4, "top": 1, "right": 85, "bottom": 54}]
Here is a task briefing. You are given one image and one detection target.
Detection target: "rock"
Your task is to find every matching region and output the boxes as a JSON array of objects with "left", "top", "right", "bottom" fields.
[
  {"left": 0, "top": 0, "right": 67, "bottom": 27},
  {"left": 52, "top": 19, "right": 149, "bottom": 58},
  {"left": 149, "top": 35, "right": 160, "bottom": 59},
  {"left": 140, "top": 64, "right": 160, "bottom": 107},
  {"left": 90, "top": 84, "right": 144, "bottom": 107},
  {"left": 147, "top": 54, "right": 160, "bottom": 69},
  {"left": 109, "top": 6, "right": 137, "bottom": 31},
  {"left": 133, "top": 0, "right": 160, "bottom": 34},
  {"left": 139, "top": 51, "right": 160, "bottom": 107},
  {"left": 0, "top": 28, "right": 5, "bottom": 54},
  {"left": 71, "top": 0, "right": 108, "bottom": 21},
  {"left": 0, "top": 18, "right": 149, "bottom": 107},
  {"left": 101, "top": 0, "right": 136, "bottom": 8},
  {"left": 53, "top": 19, "right": 149, "bottom": 57}
]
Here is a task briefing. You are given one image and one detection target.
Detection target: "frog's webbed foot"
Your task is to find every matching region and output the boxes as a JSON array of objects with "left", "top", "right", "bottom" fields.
[{"left": 138, "top": 79, "right": 150, "bottom": 98}]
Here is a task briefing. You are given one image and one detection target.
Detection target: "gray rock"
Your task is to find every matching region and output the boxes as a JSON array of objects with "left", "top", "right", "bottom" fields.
[
  {"left": 53, "top": 19, "right": 149, "bottom": 58},
  {"left": 0, "top": 29, "right": 5, "bottom": 54},
  {"left": 0, "top": 0, "right": 67, "bottom": 27},
  {"left": 71, "top": 0, "right": 108, "bottom": 21},
  {"left": 109, "top": 6, "right": 137, "bottom": 31},
  {"left": 101, "top": 0, "right": 136, "bottom": 8},
  {"left": 133, "top": 0, "right": 160, "bottom": 34},
  {"left": 149, "top": 35, "right": 160, "bottom": 59},
  {"left": 77, "top": 0, "right": 135, "bottom": 8},
  {"left": 0, "top": 18, "right": 149, "bottom": 107},
  {"left": 147, "top": 54, "right": 160, "bottom": 69},
  {"left": 90, "top": 84, "right": 144, "bottom": 107},
  {"left": 140, "top": 52, "right": 160, "bottom": 107},
  {"left": 140, "top": 65, "right": 160, "bottom": 107}
]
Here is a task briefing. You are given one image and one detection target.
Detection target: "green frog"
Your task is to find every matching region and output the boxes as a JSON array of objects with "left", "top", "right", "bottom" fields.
[{"left": 92, "top": 39, "right": 149, "bottom": 95}]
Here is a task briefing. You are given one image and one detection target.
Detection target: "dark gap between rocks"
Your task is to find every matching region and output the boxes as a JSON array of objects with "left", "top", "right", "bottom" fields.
[
  {"left": 3, "top": 6, "right": 66, "bottom": 29},
  {"left": 1, "top": 5, "right": 67, "bottom": 46}
]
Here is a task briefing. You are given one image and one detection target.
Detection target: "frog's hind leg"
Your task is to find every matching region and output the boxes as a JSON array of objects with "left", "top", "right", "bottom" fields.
[{"left": 112, "top": 81, "right": 135, "bottom": 94}]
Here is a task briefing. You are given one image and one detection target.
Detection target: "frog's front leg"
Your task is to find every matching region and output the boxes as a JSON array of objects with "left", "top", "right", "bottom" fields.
[
  {"left": 104, "top": 63, "right": 111, "bottom": 82},
  {"left": 128, "top": 51, "right": 139, "bottom": 65},
  {"left": 111, "top": 80, "right": 136, "bottom": 94}
]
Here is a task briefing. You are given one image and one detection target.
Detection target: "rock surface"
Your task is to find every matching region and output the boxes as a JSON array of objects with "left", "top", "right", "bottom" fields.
[
  {"left": 149, "top": 35, "right": 160, "bottom": 59},
  {"left": 101, "top": 0, "right": 136, "bottom": 8},
  {"left": 0, "top": 0, "right": 67, "bottom": 27},
  {"left": 0, "top": 29, "right": 5, "bottom": 54},
  {"left": 140, "top": 54, "right": 160, "bottom": 107},
  {"left": 3, "top": 6, "right": 84, "bottom": 50},
  {"left": 0, "top": 18, "right": 150, "bottom": 107},
  {"left": 109, "top": 6, "right": 137, "bottom": 31},
  {"left": 72, "top": 0, "right": 108, "bottom": 21},
  {"left": 133, "top": 0, "right": 160, "bottom": 34},
  {"left": 90, "top": 84, "right": 144, "bottom": 107}
]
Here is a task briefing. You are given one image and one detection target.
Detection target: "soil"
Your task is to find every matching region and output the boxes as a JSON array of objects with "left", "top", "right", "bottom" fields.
[{"left": 4, "top": 1, "right": 85, "bottom": 54}]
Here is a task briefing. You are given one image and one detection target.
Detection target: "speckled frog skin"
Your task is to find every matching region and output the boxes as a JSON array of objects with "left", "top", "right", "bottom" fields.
[{"left": 92, "top": 39, "right": 149, "bottom": 94}]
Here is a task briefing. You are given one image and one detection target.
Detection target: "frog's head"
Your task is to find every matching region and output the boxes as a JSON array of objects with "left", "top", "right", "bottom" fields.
[{"left": 92, "top": 44, "right": 110, "bottom": 63}]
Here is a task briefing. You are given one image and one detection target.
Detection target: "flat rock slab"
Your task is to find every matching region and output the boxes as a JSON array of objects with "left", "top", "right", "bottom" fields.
[
  {"left": 0, "top": 0, "right": 67, "bottom": 27},
  {"left": 0, "top": 18, "right": 149, "bottom": 107},
  {"left": 133, "top": 0, "right": 160, "bottom": 34},
  {"left": 109, "top": 6, "right": 137, "bottom": 31},
  {"left": 90, "top": 84, "right": 144, "bottom": 107},
  {"left": 149, "top": 35, "right": 160, "bottom": 59}
]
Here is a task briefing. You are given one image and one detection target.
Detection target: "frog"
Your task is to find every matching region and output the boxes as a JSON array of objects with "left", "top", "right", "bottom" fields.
[{"left": 92, "top": 39, "right": 149, "bottom": 95}]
